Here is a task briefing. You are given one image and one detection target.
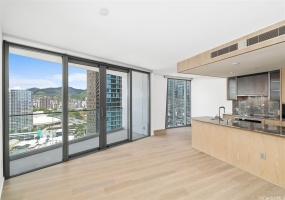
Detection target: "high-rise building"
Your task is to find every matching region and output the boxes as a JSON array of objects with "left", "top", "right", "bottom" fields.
[
  {"left": 106, "top": 74, "right": 122, "bottom": 132},
  {"left": 39, "top": 96, "right": 51, "bottom": 109},
  {"left": 86, "top": 72, "right": 123, "bottom": 133},
  {"left": 86, "top": 71, "right": 100, "bottom": 134},
  {"left": 9, "top": 89, "right": 33, "bottom": 133}
]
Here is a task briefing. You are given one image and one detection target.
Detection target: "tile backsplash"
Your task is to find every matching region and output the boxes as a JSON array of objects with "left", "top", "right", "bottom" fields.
[{"left": 232, "top": 96, "right": 280, "bottom": 117}]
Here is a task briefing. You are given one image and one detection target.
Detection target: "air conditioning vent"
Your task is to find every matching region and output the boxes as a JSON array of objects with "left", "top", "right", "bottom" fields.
[
  {"left": 247, "top": 25, "right": 285, "bottom": 46},
  {"left": 279, "top": 25, "right": 285, "bottom": 35},
  {"left": 211, "top": 43, "right": 238, "bottom": 58},
  {"left": 217, "top": 46, "right": 229, "bottom": 56},
  {"left": 247, "top": 36, "right": 258, "bottom": 46},
  {"left": 229, "top": 43, "right": 238, "bottom": 51},
  {"left": 259, "top": 28, "right": 278, "bottom": 42},
  {"left": 211, "top": 51, "right": 217, "bottom": 58},
  {"left": 210, "top": 25, "right": 284, "bottom": 59}
]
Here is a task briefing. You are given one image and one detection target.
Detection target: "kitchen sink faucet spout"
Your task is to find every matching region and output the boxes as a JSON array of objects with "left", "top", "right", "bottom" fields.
[{"left": 219, "top": 106, "right": 225, "bottom": 124}]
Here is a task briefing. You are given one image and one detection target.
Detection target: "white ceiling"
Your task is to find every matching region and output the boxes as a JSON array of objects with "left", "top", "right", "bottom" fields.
[{"left": 1, "top": 0, "right": 285, "bottom": 76}]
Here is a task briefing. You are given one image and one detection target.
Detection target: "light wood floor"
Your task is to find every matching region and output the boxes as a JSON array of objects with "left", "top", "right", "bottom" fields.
[{"left": 2, "top": 127, "right": 285, "bottom": 200}]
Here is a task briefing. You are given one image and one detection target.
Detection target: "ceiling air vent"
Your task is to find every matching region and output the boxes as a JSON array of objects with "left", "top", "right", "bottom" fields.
[
  {"left": 211, "top": 43, "right": 238, "bottom": 58},
  {"left": 247, "top": 25, "right": 285, "bottom": 46},
  {"left": 279, "top": 25, "right": 285, "bottom": 35},
  {"left": 247, "top": 36, "right": 258, "bottom": 46},
  {"left": 259, "top": 28, "right": 278, "bottom": 42}
]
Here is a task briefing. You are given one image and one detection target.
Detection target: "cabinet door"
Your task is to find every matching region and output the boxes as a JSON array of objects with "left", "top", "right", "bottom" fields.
[
  {"left": 269, "top": 71, "right": 280, "bottom": 100},
  {"left": 237, "top": 73, "right": 268, "bottom": 96},
  {"left": 252, "top": 73, "right": 268, "bottom": 96},
  {"left": 237, "top": 76, "right": 250, "bottom": 95},
  {"left": 227, "top": 77, "right": 237, "bottom": 100}
]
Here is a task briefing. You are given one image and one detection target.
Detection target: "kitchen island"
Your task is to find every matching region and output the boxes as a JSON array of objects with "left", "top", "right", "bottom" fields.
[{"left": 192, "top": 117, "right": 285, "bottom": 189}]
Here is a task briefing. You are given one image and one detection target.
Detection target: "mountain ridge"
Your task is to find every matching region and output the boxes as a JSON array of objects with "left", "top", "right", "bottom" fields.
[{"left": 27, "top": 87, "right": 86, "bottom": 100}]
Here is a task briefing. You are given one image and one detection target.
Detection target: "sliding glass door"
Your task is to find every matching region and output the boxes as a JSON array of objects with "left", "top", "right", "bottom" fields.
[
  {"left": 106, "top": 68, "right": 129, "bottom": 145},
  {"left": 68, "top": 61, "right": 100, "bottom": 156}
]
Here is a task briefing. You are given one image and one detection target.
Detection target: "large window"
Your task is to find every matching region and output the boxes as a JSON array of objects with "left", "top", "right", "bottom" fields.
[
  {"left": 68, "top": 62, "right": 100, "bottom": 155},
  {"left": 3, "top": 42, "right": 151, "bottom": 178},
  {"left": 166, "top": 79, "right": 191, "bottom": 128}
]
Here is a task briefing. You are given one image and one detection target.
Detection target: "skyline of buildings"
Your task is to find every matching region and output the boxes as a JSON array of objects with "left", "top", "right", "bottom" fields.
[{"left": 8, "top": 72, "right": 124, "bottom": 135}]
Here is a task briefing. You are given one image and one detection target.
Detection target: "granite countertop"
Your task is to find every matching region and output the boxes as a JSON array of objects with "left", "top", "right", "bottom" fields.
[
  {"left": 192, "top": 116, "right": 285, "bottom": 138},
  {"left": 223, "top": 113, "right": 280, "bottom": 121}
]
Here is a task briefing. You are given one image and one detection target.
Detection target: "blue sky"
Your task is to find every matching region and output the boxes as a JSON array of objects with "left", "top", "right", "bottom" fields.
[{"left": 9, "top": 54, "right": 87, "bottom": 90}]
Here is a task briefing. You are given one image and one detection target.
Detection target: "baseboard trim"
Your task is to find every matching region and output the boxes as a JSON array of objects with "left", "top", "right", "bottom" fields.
[{"left": 154, "top": 129, "right": 166, "bottom": 136}]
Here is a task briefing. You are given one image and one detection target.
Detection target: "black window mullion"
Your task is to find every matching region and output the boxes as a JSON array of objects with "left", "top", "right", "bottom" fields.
[
  {"left": 99, "top": 66, "right": 107, "bottom": 149},
  {"left": 3, "top": 41, "right": 10, "bottom": 178},
  {"left": 62, "top": 55, "right": 69, "bottom": 161}
]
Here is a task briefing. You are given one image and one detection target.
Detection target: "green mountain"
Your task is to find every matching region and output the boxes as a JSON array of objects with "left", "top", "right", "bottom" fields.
[{"left": 27, "top": 87, "right": 86, "bottom": 100}]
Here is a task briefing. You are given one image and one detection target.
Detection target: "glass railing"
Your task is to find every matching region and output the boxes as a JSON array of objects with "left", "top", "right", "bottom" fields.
[
  {"left": 9, "top": 112, "right": 63, "bottom": 156},
  {"left": 68, "top": 109, "right": 100, "bottom": 141}
]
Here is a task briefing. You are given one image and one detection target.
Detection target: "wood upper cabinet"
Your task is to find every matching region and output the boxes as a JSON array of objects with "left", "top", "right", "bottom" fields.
[
  {"left": 227, "top": 77, "right": 237, "bottom": 100},
  {"left": 237, "top": 73, "right": 268, "bottom": 96}
]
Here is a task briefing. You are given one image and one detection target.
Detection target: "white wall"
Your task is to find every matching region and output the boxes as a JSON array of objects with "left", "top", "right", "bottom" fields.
[
  {"left": 151, "top": 74, "right": 167, "bottom": 132},
  {"left": 150, "top": 75, "right": 232, "bottom": 134},
  {"left": 0, "top": 0, "right": 4, "bottom": 196},
  {"left": 191, "top": 77, "right": 232, "bottom": 117}
]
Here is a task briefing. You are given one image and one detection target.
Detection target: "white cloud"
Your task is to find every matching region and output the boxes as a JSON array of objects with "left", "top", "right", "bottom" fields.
[
  {"left": 10, "top": 78, "right": 59, "bottom": 89},
  {"left": 12, "top": 86, "right": 22, "bottom": 90},
  {"left": 10, "top": 73, "right": 87, "bottom": 90},
  {"left": 53, "top": 73, "right": 86, "bottom": 82},
  {"left": 53, "top": 74, "right": 62, "bottom": 81},
  {"left": 69, "top": 73, "right": 86, "bottom": 82}
]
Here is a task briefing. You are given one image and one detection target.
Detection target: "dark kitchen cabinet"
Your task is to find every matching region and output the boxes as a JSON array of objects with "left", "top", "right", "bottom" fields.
[
  {"left": 269, "top": 71, "right": 280, "bottom": 100},
  {"left": 237, "top": 73, "right": 268, "bottom": 96},
  {"left": 227, "top": 77, "right": 237, "bottom": 100}
]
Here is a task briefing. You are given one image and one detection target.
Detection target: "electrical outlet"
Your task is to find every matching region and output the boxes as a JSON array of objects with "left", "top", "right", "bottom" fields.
[{"left": 260, "top": 152, "right": 266, "bottom": 160}]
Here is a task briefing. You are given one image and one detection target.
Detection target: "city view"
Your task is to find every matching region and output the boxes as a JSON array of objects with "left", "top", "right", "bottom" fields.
[{"left": 9, "top": 53, "right": 123, "bottom": 155}]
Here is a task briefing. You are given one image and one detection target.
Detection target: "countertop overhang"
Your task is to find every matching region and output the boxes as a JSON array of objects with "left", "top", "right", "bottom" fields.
[{"left": 192, "top": 116, "right": 285, "bottom": 138}]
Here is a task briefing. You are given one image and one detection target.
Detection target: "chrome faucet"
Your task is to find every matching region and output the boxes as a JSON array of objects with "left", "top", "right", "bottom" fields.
[{"left": 219, "top": 106, "right": 225, "bottom": 123}]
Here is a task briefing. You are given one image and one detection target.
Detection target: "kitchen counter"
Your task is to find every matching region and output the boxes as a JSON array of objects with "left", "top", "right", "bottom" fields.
[
  {"left": 192, "top": 117, "right": 285, "bottom": 189},
  {"left": 223, "top": 113, "right": 280, "bottom": 121},
  {"left": 235, "top": 115, "right": 280, "bottom": 121},
  {"left": 192, "top": 116, "right": 285, "bottom": 138}
]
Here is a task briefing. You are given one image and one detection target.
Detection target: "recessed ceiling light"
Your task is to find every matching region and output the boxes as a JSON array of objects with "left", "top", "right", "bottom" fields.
[
  {"left": 229, "top": 71, "right": 234, "bottom": 74},
  {"left": 99, "top": 8, "right": 109, "bottom": 16},
  {"left": 232, "top": 62, "right": 239, "bottom": 65}
]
